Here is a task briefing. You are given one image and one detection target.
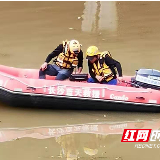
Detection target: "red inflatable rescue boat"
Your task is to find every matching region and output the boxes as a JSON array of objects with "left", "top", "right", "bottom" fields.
[{"left": 0, "top": 65, "right": 160, "bottom": 112}]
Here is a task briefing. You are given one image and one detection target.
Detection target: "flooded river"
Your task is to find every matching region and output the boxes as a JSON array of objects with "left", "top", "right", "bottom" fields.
[{"left": 0, "top": 1, "right": 160, "bottom": 160}]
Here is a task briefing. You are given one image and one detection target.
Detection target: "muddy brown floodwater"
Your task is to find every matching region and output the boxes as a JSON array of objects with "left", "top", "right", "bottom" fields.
[{"left": 0, "top": 1, "right": 160, "bottom": 160}]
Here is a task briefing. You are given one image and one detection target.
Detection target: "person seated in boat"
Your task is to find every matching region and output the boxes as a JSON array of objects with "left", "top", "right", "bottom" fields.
[
  {"left": 86, "top": 46, "right": 123, "bottom": 85},
  {"left": 39, "top": 40, "right": 83, "bottom": 80}
]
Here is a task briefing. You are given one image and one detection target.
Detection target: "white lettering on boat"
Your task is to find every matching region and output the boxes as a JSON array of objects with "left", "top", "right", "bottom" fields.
[
  {"left": 43, "top": 85, "right": 47, "bottom": 92},
  {"left": 48, "top": 86, "right": 56, "bottom": 94},
  {"left": 148, "top": 100, "right": 157, "bottom": 104},
  {"left": 92, "top": 90, "right": 100, "bottom": 98},
  {"left": 110, "top": 94, "right": 129, "bottom": 101},
  {"left": 47, "top": 86, "right": 101, "bottom": 99},
  {"left": 0, "top": 80, "right": 3, "bottom": 87},
  {"left": 66, "top": 88, "right": 73, "bottom": 96},
  {"left": 14, "top": 88, "right": 22, "bottom": 92},
  {"left": 57, "top": 86, "right": 65, "bottom": 95},
  {"left": 82, "top": 88, "right": 91, "bottom": 97},
  {"left": 74, "top": 88, "right": 82, "bottom": 96}
]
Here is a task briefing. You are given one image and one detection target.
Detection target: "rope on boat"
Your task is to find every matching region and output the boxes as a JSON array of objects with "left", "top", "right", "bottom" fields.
[{"left": 0, "top": 72, "right": 152, "bottom": 93}]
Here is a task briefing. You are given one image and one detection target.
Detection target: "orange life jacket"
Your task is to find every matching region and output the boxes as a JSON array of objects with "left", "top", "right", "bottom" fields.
[
  {"left": 92, "top": 51, "right": 115, "bottom": 82},
  {"left": 56, "top": 41, "right": 78, "bottom": 69}
]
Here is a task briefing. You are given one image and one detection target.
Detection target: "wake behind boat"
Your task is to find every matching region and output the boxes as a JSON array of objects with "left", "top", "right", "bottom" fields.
[{"left": 0, "top": 64, "right": 160, "bottom": 112}]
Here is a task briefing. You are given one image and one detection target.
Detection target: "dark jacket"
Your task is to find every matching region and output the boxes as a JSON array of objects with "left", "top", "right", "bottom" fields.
[
  {"left": 45, "top": 44, "right": 83, "bottom": 68},
  {"left": 88, "top": 54, "right": 122, "bottom": 79}
]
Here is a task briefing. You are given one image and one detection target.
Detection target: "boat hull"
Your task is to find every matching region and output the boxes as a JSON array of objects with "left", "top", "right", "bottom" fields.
[{"left": 0, "top": 86, "right": 160, "bottom": 112}]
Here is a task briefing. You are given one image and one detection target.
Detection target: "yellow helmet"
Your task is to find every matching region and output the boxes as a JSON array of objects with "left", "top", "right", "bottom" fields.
[
  {"left": 69, "top": 40, "right": 81, "bottom": 54},
  {"left": 86, "top": 46, "right": 99, "bottom": 60}
]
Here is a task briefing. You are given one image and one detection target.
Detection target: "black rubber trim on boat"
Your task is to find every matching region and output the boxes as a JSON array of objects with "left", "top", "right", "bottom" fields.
[{"left": 0, "top": 87, "right": 160, "bottom": 112}]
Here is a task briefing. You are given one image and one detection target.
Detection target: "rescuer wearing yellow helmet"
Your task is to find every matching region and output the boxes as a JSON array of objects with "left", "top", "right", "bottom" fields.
[
  {"left": 86, "top": 46, "right": 123, "bottom": 85},
  {"left": 39, "top": 40, "right": 83, "bottom": 80}
]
